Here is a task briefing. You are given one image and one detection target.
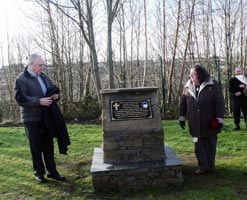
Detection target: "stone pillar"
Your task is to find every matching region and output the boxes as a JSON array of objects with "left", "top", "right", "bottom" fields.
[{"left": 101, "top": 87, "right": 165, "bottom": 163}]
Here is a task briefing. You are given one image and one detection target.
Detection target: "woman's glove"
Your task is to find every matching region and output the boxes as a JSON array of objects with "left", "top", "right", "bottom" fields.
[{"left": 179, "top": 121, "right": 185, "bottom": 130}]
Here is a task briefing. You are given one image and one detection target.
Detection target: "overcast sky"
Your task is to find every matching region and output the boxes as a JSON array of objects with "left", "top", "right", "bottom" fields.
[
  {"left": 0, "top": 0, "right": 27, "bottom": 36},
  {"left": 0, "top": 0, "right": 33, "bottom": 65}
]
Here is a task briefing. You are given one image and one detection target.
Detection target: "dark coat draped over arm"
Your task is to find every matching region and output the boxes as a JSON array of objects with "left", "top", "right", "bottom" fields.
[{"left": 43, "top": 86, "right": 71, "bottom": 154}]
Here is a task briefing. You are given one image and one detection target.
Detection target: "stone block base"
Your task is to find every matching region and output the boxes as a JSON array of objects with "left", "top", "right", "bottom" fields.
[
  {"left": 91, "top": 144, "right": 183, "bottom": 191},
  {"left": 103, "top": 129, "right": 165, "bottom": 163}
]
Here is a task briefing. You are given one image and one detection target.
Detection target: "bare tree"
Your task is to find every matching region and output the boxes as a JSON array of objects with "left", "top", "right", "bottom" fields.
[
  {"left": 239, "top": 0, "right": 244, "bottom": 69},
  {"left": 218, "top": 0, "right": 240, "bottom": 113},
  {"left": 46, "top": 0, "right": 101, "bottom": 100},
  {"left": 128, "top": 1, "right": 139, "bottom": 87},
  {"left": 78, "top": 34, "right": 85, "bottom": 99},
  {"left": 142, "top": 0, "right": 148, "bottom": 87},
  {"left": 167, "top": 0, "right": 181, "bottom": 106},
  {"left": 161, "top": 0, "right": 167, "bottom": 116},
  {"left": 106, "top": 0, "right": 122, "bottom": 88},
  {"left": 116, "top": 0, "right": 127, "bottom": 88},
  {"left": 135, "top": 0, "right": 142, "bottom": 87}
]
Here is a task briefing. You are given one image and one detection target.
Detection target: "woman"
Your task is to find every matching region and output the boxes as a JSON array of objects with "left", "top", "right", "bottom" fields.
[{"left": 178, "top": 64, "right": 224, "bottom": 175}]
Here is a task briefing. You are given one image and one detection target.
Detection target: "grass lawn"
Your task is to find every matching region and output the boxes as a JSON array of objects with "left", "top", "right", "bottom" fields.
[{"left": 0, "top": 119, "right": 247, "bottom": 199}]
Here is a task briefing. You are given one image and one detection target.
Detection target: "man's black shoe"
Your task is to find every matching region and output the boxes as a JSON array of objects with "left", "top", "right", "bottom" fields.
[
  {"left": 35, "top": 175, "right": 46, "bottom": 183},
  {"left": 47, "top": 173, "right": 66, "bottom": 181}
]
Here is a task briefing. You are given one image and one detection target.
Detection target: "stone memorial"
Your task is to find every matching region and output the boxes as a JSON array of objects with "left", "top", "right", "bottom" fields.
[{"left": 91, "top": 87, "right": 183, "bottom": 191}]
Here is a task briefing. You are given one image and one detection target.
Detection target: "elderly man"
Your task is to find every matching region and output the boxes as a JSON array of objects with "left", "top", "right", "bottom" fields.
[
  {"left": 229, "top": 67, "right": 247, "bottom": 130},
  {"left": 14, "top": 54, "right": 70, "bottom": 183}
]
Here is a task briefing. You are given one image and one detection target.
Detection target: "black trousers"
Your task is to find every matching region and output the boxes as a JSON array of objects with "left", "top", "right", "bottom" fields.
[
  {"left": 195, "top": 134, "right": 217, "bottom": 170},
  {"left": 24, "top": 122, "right": 57, "bottom": 176},
  {"left": 232, "top": 98, "right": 247, "bottom": 126}
]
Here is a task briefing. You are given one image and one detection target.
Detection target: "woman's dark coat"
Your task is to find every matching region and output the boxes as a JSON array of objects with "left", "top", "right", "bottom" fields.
[{"left": 179, "top": 77, "right": 224, "bottom": 138}]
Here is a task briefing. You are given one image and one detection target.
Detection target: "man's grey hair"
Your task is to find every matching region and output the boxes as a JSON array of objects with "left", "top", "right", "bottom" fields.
[
  {"left": 235, "top": 67, "right": 242, "bottom": 73},
  {"left": 26, "top": 54, "right": 41, "bottom": 66}
]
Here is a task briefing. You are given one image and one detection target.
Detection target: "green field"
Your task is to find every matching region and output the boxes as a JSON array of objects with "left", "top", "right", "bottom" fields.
[{"left": 0, "top": 119, "right": 247, "bottom": 199}]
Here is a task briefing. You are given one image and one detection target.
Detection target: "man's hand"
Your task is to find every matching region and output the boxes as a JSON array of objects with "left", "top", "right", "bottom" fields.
[
  {"left": 179, "top": 121, "right": 185, "bottom": 130},
  {"left": 51, "top": 93, "right": 59, "bottom": 100},
  {"left": 40, "top": 97, "right": 53, "bottom": 106}
]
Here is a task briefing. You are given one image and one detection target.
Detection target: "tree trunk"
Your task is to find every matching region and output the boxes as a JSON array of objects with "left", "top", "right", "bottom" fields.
[
  {"left": 167, "top": 0, "right": 181, "bottom": 106},
  {"left": 142, "top": 0, "right": 148, "bottom": 87},
  {"left": 107, "top": 0, "right": 114, "bottom": 89},
  {"left": 161, "top": 0, "right": 166, "bottom": 116}
]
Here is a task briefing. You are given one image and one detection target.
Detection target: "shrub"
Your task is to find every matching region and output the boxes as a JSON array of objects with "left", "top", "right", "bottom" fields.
[
  {"left": 63, "top": 96, "right": 101, "bottom": 123},
  {"left": 0, "top": 120, "right": 22, "bottom": 127}
]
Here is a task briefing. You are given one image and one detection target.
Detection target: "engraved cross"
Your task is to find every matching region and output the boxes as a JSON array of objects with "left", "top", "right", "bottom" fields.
[{"left": 113, "top": 102, "right": 120, "bottom": 111}]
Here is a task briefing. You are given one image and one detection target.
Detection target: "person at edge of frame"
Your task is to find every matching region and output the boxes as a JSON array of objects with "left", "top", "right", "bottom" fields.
[{"left": 229, "top": 67, "right": 247, "bottom": 131}]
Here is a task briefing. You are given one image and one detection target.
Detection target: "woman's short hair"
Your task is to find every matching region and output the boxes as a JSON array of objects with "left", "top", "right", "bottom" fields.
[{"left": 191, "top": 64, "right": 210, "bottom": 84}]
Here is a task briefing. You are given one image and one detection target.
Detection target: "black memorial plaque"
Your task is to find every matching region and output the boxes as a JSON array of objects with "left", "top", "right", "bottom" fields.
[{"left": 110, "top": 99, "right": 153, "bottom": 120}]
